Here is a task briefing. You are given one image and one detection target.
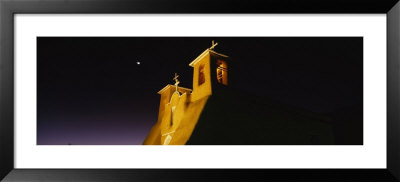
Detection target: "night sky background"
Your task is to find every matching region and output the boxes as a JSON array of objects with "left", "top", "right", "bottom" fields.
[{"left": 37, "top": 37, "right": 363, "bottom": 145}]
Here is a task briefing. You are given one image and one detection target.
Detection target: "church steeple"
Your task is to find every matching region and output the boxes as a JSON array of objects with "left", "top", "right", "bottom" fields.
[
  {"left": 188, "top": 41, "right": 230, "bottom": 101},
  {"left": 144, "top": 42, "right": 230, "bottom": 145}
]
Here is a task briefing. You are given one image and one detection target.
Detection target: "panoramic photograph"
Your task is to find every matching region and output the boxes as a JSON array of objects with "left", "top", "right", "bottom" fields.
[{"left": 37, "top": 37, "right": 363, "bottom": 145}]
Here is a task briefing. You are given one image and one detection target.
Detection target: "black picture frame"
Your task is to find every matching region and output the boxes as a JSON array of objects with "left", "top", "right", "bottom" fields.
[{"left": 1, "top": 0, "right": 399, "bottom": 181}]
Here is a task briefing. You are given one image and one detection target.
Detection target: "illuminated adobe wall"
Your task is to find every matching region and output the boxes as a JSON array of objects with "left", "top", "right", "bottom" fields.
[
  {"left": 143, "top": 49, "right": 232, "bottom": 145},
  {"left": 142, "top": 85, "right": 192, "bottom": 145},
  {"left": 190, "top": 50, "right": 213, "bottom": 102}
]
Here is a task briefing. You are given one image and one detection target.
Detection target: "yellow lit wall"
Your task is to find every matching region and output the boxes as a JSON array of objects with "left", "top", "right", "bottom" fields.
[
  {"left": 143, "top": 49, "right": 215, "bottom": 145},
  {"left": 143, "top": 85, "right": 192, "bottom": 145},
  {"left": 191, "top": 51, "right": 212, "bottom": 102}
]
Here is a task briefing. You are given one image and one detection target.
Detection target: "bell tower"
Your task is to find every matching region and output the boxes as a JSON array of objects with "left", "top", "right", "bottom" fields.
[
  {"left": 189, "top": 41, "right": 230, "bottom": 102},
  {"left": 144, "top": 41, "right": 231, "bottom": 145}
]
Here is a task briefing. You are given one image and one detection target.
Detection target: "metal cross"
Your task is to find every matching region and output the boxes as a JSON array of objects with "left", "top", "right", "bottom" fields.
[
  {"left": 173, "top": 73, "right": 180, "bottom": 85},
  {"left": 173, "top": 73, "right": 180, "bottom": 93},
  {"left": 210, "top": 40, "right": 218, "bottom": 50}
]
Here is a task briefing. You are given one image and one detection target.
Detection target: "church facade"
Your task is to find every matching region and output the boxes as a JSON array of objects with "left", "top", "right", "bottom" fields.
[{"left": 143, "top": 43, "right": 334, "bottom": 145}]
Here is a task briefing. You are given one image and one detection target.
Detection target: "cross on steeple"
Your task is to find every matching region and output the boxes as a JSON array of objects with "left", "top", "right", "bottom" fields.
[
  {"left": 173, "top": 73, "right": 180, "bottom": 93},
  {"left": 173, "top": 73, "right": 180, "bottom": 85},
  {"left": 210, "top": 40, "right": 218, "bottom": 50}
]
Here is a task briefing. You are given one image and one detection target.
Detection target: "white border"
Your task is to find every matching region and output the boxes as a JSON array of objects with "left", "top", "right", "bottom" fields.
[{"left": 15, "top": 14, "right": 386, "bottom": 168}]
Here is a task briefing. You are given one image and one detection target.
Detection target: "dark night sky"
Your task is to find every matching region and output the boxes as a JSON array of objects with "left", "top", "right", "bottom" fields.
[{"left": 37, "top": 37, "right": 363, "bottom": 145}]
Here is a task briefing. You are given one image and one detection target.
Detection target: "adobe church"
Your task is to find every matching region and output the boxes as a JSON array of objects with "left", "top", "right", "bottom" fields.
[{"left": 143, "top": 42, "right": 334, "bottom": 145}]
